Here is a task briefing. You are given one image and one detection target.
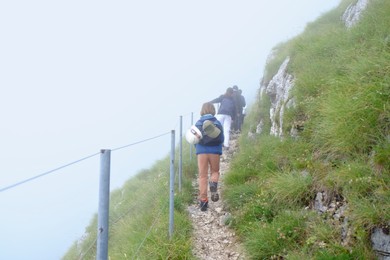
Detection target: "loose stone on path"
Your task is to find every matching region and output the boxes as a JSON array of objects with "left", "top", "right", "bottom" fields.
[{"left": 188, "top": 135, "right": 246, "bottom": 260}]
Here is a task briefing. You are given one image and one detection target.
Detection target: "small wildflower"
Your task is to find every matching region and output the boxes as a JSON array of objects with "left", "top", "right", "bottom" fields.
[{"left": 318, "top": 241, "right": 327, "bottom": 248}]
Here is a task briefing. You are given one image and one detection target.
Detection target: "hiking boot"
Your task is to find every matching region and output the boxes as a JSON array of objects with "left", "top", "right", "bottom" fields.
[
  {"left": 209, "top": 182, "right": 219, "bottom": 202},
  {"left": 200, "top": 200, "right": 208, "bottom": 211}
]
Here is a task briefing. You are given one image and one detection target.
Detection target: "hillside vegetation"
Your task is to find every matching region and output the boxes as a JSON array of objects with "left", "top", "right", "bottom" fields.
[
  {"left": 225, "top": 0, "right": 389, "bottom": 258},
  {"left": 64, "top": 0, "right": 389, "bottom": 259}
]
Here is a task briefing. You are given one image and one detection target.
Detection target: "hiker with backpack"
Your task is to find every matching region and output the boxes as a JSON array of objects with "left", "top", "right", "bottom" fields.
[
  {"left": 209, "top": 87, "right": 237, "bottom": 149},
  {"left": 188, "top": 102, "right": 224, "bottom": 211}
]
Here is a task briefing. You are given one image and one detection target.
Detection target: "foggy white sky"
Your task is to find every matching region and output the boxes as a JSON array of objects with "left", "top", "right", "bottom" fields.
[{"left": 0, "top": 1, "right": 340, "bottom": 259}]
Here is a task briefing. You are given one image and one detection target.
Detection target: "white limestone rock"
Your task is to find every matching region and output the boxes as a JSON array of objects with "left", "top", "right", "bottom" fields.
[{"left": 342, "top": 0, "right": 370, "bottom": 28}]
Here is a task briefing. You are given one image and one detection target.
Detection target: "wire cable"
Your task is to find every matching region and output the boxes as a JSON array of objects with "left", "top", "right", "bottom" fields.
[
  {"left": 132, "top": 206, "right": 165, "bottom": 260},
  {"left": 0, "top": 152, "right": 100, "bottom": 193},
  {"left": 111, "top": 131, "right": 171, "bottom": 152},
  {"left": 78, "top": 235, "right": 98, "bottom": 260},
  {"left": 0, "top": 131, "right": 172, "bottom": 193}
]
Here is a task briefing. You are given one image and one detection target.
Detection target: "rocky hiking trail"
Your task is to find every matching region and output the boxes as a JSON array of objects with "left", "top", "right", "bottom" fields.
[{"left": 187, "top": 134, "right": 246, "bottom": 260}]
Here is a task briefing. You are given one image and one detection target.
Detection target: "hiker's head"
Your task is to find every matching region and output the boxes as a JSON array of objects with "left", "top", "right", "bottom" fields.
[
  {"left": 225, "top": 87, "right": 234, "bottom": 96},
  {"left": 200, "top": 102, "right": 216, "bottom": 116}
]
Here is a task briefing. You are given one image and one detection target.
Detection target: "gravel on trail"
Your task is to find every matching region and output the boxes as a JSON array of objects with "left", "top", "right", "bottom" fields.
[{"left": 187, "top": 135, "right": 246, "bottom": 260}]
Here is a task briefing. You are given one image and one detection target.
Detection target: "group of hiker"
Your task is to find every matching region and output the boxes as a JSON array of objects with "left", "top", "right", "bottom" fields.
[
  {"left": 209, "top": 85, "right": 246, "bottom": 149},
  {"left": 186, "top": 85, "right": 246, "bottom": 211}
]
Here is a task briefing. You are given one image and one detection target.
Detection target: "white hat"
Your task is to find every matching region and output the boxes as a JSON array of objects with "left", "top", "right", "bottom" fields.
[{"left": 185, "top": 125, "right": 202, "bottom": 144}]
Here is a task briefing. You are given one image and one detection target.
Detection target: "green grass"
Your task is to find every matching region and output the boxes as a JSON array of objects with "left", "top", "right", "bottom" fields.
[
  {"left": 244, "top": 210, "right": 307, "bottom": 259},
  {"left": 267, "top": 170, "right": 313, "bottom": 206},
  {"left": 223, "top": 0, "right": 390, "bottom": 259},
  {"left": 62, "top": 142, "right": 197, "bottom": 259},
  {"left": 64, "top": 0, "right": 390, "bottom": 259}
]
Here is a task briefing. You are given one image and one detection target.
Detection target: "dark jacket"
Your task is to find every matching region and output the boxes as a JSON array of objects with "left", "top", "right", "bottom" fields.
[
  {"left": 210, "top": 95, "right": 237, "bottom": 118},
  {"left": 194, "top": 114, "right": 224, "bottom": 155},
  {"left": 234, "top": 92, "right": 246, "bottom": 115}
]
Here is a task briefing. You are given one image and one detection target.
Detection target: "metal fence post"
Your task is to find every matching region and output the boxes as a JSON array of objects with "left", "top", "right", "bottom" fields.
[
  {"left": 169, "top": 130, "right": 175, "bottom": 239},
  {"left": 97, "top": 149, "right": 111, "bottom": 260},
  {"left": 190, "top": 112, "right": 193, "bottom": 161},
  {"left": 179, "top": 116, "right": 182, "bottom": 193}
]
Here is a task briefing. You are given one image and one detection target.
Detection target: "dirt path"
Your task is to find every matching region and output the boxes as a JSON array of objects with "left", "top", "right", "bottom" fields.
[{"left": 187, "top": 135, "right": 246, "bottom": 260}]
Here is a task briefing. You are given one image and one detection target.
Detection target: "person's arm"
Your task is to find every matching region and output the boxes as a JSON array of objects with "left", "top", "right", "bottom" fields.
[{"left": 209, "top": 95, "right": 223, "bottom": 104}]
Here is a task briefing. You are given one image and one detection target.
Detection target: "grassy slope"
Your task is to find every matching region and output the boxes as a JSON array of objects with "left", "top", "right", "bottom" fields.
[
  {"left": 63, "top": 147, "right": 198, "bottom": 259},
  {"left": 224, "top": 0, "right": 390, "bottom": 259},
  {"left": 64, "top": 0, "right": 389, "bottom": 259}
]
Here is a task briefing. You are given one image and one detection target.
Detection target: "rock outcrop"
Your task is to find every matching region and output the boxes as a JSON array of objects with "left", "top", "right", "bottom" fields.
[
  {"left": 258, "top": 57, "right": 294, "bottom": 137},
  {"left": 254, "top": 1, "right": 390, "bottom": 258},
  {"left": 342, "top": 0, "right": 370, "bottom": 28},
  {"left": 371, "top": 226, "right": 390, "bottom": 260}
]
